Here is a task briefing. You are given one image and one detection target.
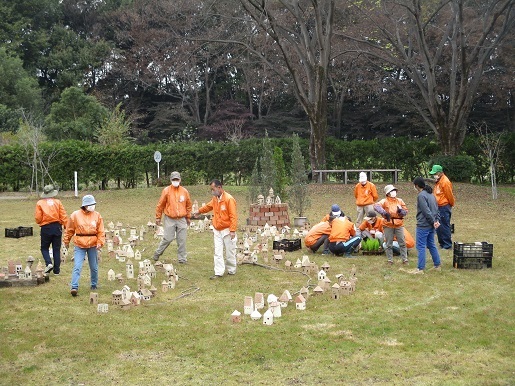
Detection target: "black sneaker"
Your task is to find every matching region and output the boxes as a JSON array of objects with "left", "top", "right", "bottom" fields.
[
  {"left": 71, "top": 288, "right": 78, "bottom": 297},
  {"left": 90, "top": 286, "right": 97, "bottom": 290}
]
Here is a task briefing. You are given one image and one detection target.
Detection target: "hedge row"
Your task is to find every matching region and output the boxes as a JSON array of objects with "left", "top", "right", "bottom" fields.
[{"left": 0, "top": 135, "right": 513, "bottom": 191}]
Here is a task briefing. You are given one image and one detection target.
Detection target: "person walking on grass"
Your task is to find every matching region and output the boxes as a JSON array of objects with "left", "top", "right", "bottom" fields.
[
  {"left": 195, "top": 180, "right": 237, "bottom": 279},
  {"left": 64, "top": 195, "right": 105, "bottom": 296},
  {"left": 411, "top": 177, "right": 442, "bottom": 274},
  {"left": 374, "top": 185, "right": 409, "bottom": 265},
  {"left": 354, "top": 172, "right": 379, "bottom": 225},
  {"left": 429, "top": 164, "right": 455, "bottom": 250},
  {"left": 34, "top": 184, "right": 68, "bottom": 275},
  {"left": 153, "top": 171, "right": 192, "bottom": 264}
]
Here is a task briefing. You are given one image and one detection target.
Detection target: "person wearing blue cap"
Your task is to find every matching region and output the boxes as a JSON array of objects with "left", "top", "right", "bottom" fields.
[
  {"left": 64, "top": 194, "right": 105, "bottom": 297},
  {"left": 320, "top": 204, "right": 344, "bottom": 222}
]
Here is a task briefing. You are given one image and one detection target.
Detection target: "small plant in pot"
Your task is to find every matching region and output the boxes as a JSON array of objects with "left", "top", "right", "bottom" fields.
[{"left": 287, "top": 134, "right": 310, "bottom": 227}]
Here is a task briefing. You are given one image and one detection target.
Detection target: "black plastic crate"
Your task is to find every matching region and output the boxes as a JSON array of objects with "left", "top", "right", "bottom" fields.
[
  {"left": 273, "top": 238, "right": 301, "bottom": 252},
  {"left": 5, "top": 226, "right": 33, "bottom": 238},
  {"left": 453, "top": 242, "right": 493, "bottom": 269}
]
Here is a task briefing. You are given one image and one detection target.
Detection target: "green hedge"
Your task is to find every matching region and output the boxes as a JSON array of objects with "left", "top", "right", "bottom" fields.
[{"left": 0, "top": 136, "right": 513, "bottom": 191}]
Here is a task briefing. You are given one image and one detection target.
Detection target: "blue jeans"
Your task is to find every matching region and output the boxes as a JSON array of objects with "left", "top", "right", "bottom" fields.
[
  {"left": 436, "top": 205, "right": 452, "bottom": 249},
  {"left": 70, "top": 246, "right": 98, "bottom": 289},
  {"left": 40, "top": 222, "right": 62, "bottom": 273},
  {"left": 416, "top": 227, "right": 441, "bottom": 270},
  {"left": 328, "top": 236, "right": 361, "bottom": 256}
]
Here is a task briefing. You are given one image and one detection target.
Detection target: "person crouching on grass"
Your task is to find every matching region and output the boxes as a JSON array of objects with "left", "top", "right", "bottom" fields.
[
  {"left": 64, "top": 194, "right": 105, "bottom": 296},
  {"left": 327, "top": 214, "right": 361, "bottom": 256}
]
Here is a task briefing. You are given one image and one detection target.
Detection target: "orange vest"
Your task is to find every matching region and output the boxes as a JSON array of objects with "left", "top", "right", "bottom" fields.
[
  {"left": 375, "top": 197, "right": 408, "bottom": 228},
  {"left": 156, "top": 185, "right": 192, "bottom": 219},
  {"left": 329, "top": 217, "right": 356, "bottom": 242},
  {"left": 199, "top": 191, "right": 238, "bottom": 231},
  {"left": 433, "top": 175, "right": 455, "bottom": 207},
  {"left": 64, "top": 209, "right": 105, "bottom": 249},
  {"left": 304, "top": 221, "right": 331, "bottom": 248},
  {"left": 35, "top": 198, "right": 68, "bottom": 227},
  {"left": 358, "top": 217, "right": 385, "bottom": 232},
  {"left": 354, "top": 181, "right": 379, "bottom": 206}
]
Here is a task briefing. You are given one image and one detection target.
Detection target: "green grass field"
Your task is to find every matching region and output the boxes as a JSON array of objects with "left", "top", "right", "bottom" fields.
[{"left": 0, "top": 183, "right": 513, "bottom": 385}]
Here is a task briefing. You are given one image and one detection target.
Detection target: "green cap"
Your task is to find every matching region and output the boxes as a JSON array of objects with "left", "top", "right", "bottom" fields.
[{"left": 429, "top": 164, "right": 443, "bottom": 174}]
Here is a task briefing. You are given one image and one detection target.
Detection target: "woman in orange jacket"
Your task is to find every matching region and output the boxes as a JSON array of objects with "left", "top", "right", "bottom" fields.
[
  {"left": 64, "top": 195, "right": 105, "bottom": 296},
  {"left": 327, "top": 216, "right": 361, "bottom": 256},
  {"left": 374, "top": 185, "right": 409, "bottom": 264}
]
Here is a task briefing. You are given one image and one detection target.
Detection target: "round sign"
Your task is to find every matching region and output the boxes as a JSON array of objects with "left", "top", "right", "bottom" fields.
[{"left": 153, "top": 151, "right": 162, "bottom": 163}]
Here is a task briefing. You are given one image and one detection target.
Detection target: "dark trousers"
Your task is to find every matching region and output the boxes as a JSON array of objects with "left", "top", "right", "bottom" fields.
[
  {"left": 40, "top": 222, "right": 62, "bottom": 273},
  {"left": 309, "top": 235, "right": 329, "bottom": 253},
  {"left": 329, "top": 236, "right": 361, "bottom": 256},
  {"left": 436, "top": 205, "right": 453, "bottom": 249}
]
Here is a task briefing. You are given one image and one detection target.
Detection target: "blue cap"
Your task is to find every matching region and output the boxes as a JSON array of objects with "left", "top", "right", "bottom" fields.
[
  {"left": 331, "top": 204, "right": 340, "bottom": 212},
  {"left": 82, "top": 194, "right": 96, "bottom": 207}
]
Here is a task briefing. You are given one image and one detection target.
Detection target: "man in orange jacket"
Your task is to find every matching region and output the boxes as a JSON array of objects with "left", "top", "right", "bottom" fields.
[
  {"left": 354, "top": 172, "right": 379, "bottom": 225},
  {"left": 35, "top": 184, "right": 68, "bottom": 275},
  {"left": 429, "top": 164, "right": 455, "bottom": 249},
  {"left": 153, "top": 171, "right": 192, "bottom": 263},
  {"left": 196, "top": 179, "right": 238, "bottom": 279}
]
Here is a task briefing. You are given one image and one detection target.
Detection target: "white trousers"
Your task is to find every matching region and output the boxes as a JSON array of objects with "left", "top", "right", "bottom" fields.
[{"left": 213, "top": 228, "right": 237, "bottom": 276}]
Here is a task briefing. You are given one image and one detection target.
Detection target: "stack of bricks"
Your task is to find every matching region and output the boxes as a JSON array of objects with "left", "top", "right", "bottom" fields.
[{"left": 247, "top": 203, "right": 290, "bottom": 227}]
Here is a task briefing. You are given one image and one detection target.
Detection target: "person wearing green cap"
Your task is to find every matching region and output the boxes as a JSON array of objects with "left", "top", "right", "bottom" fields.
[{"left": 429, "top": 164, "right": 455, "bottom": 249}]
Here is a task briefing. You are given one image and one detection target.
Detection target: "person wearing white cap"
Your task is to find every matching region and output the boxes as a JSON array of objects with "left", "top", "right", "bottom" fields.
[
  {"left": 153, "top": 171, "right": 192, "bottom": 263},
  {"left": 354, "top": 172, "right": 378, "bottom": 225},
  {"left": 374, "top": 185, "right": 409, "bottom": 265},
  {"left": 64, "top": 194, "right": 105, "bottom": 296},
  {"left": 34, "top": 184, "right": 68, "bottom": 275}
]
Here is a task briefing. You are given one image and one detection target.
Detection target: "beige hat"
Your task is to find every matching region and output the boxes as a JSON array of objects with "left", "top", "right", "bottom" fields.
[
  {"left": 170, "top": 171, "right": 181, "bottom": 180},
  {"left": 41, "top": 184, "right": 58, "bottom": 198},
  {"left": 384, "top": 184, "right": 397, "bottom": 195}
]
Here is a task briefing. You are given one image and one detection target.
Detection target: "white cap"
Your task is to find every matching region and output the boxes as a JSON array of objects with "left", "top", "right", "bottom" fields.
[{"left": 359, "top": 172, "right": 367, "bottom": 183}]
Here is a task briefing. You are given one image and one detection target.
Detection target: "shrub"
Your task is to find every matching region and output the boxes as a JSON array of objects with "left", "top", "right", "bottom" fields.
[{"left": 429, "top": 155, "right": 476, "bottom": 182}]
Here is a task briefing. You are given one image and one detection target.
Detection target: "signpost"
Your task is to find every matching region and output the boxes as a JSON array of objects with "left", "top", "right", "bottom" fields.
[{"left": 154, "top": 151, "right": 162, "bottom": 180}]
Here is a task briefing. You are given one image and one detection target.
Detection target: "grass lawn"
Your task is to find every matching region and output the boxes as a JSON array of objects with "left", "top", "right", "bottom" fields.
[{"left": 0, "top": 182, "right": 513, "bottom": 385}]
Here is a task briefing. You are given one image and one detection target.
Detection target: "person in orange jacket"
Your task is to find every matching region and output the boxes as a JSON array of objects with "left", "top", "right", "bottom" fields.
[
  {"left": 429, "top": 164, "right": 455, "bottom": 249},
  {"left": 357, "top": 210, "right": 385, "bottom": 245},
  {"left": 354, "top": 172, "right": 379, "bottom": 225},
  {"left": 195, "top": 179, "right": 238, "bottom": 279},
  {"left": 153, "top": 171, "right": 192, "bottom": 263},
  {"left": 64, "top": 195, "right": 105, "bottom": 296},
  {"left": 374, "top": 185, "right": 409, "bottom": 264},
  {"left": 304, "top": 220, "right": 332, "bottom": 254},
  {"left": 34, "top": 184, "right": 68, "bottom": 275},
  {"left": 328, "top": 216, "right": 361, "bottom": 256}
]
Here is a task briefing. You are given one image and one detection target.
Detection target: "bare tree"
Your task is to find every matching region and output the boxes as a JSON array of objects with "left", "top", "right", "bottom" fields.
[
  {"left": 239, "top": 0, "right": 336, "bottom": 173},
  {"left": 474, "top": 122, "right": 504, "bottom": 199},
  {"left": 347, "top": 0, "right": 514, "bottom": 155}
]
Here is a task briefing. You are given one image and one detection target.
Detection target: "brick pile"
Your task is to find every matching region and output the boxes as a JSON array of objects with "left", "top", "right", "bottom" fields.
[{"left": 247, "top": 203, "right": 290, "bottom": 227}]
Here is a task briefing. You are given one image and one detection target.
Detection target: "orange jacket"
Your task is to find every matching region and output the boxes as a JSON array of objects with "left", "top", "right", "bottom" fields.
[
  {"left": 304, "top": 221, "right": 331, "bottom": 248},
  {"left": 358, "top": 217, "right": 385, "bottom": 232},
  {"left": 434, "top": 174, "right": 455, "bottom": 207},
  {"left": 329, "top": 217, "right": 356, "bottom": 242},
  {"left": 402, "top": 229, "right": 415, "bottom": 249},
  {"left": 199, "top": 191, "right": 238, "bottom": 232},
  {"left": 354, "top": 181, "right": 379, "bottom": 206},
  {"left": 156, "top": 185, "right": 192, "bottom": 220},
  {"left": 374, "top": 197, "right": 408, "bottom": 228},
  {"left": 35, "top": 198, "right": 68, "bottom": 227},
  {"left": 64, "top": 209, "right": 105, "bottom": 249}
]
